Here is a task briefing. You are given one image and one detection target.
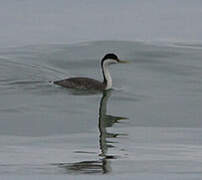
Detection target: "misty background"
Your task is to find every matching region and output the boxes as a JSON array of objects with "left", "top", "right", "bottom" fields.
[{"left": 0, "top": 0, "right": 202, "bottom": 47}]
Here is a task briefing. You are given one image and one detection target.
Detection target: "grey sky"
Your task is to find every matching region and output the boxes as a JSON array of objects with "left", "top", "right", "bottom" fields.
[{"left": 0, "top": 0, "right": 202, "bottom": 47}]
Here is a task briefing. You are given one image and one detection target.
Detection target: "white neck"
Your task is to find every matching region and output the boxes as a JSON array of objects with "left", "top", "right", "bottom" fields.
[{"left": 102, "top": 60, "right": 112, "bottom": 90}]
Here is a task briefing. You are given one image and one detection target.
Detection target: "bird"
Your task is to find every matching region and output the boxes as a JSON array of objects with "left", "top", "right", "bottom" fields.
[{"left": 54, "top": 53, "right": 128, "bottom": 91}]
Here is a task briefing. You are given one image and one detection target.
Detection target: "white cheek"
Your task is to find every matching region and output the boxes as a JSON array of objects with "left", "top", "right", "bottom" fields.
[
  {"left": 111, "top": 61, "right": 117, "bottom": 65},
  {"left": 105, "top": 59, "right": 117, "bottom": 65}
]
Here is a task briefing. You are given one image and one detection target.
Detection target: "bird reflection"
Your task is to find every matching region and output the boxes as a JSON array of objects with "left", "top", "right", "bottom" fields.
[
  {"left": 98, "top": 90, "right": 127, "bottom": 158},
  {"left": 57, "top": 90, "right": 127, "bottom": 174}
]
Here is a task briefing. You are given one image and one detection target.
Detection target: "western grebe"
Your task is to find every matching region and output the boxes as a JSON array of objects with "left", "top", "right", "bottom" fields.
[{"left": 54, "top": 53, "right": 128, "bottom": 90}]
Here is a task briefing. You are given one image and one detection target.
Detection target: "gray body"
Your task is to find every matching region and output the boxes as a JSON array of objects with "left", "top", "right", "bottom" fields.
[{"left": 54, "top": 77, "right": 106, "bottom": 90}]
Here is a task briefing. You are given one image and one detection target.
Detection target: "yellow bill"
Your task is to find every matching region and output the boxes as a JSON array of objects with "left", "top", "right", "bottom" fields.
[{"left": 119, "top": 60, "right": 130, "bottom": 63}]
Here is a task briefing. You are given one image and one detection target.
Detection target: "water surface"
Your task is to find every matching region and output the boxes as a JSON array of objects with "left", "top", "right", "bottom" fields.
[{"left": 0, "top": 41, "right": 202, "bottom": 179}]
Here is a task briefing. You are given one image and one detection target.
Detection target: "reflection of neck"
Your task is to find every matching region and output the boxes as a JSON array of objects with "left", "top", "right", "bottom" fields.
[
  {"left": 99, "top": 90, "right": 111, "bottom": 118},
  {"left": 102, "top": 62, "right": 112, "bottom": 90},
  {"left": 98, "top": 90, "right": 111, "bottom": 156}
]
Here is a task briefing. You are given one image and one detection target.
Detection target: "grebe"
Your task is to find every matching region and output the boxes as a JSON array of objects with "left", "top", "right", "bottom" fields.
[{"left": 54, "top": 53, "right": 128, "bottom": 90}]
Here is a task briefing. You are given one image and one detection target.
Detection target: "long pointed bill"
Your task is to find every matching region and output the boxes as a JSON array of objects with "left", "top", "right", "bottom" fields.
[{"left": 119, "top": 60, "right": 129, "bottom": 63}]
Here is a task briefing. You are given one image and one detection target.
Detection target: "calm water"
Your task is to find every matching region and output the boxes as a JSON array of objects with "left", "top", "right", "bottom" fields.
[
  {"left": 0, "top": 41, "right": 202, "bottom": 179},
  {"left": 1, "top": 0, "right": 202, "bottom": 179}
]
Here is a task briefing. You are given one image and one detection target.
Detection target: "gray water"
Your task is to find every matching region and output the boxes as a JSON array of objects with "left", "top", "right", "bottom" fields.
[
  {"left": 1, "top": 41, "right": 202, "bottom": 179},
  {"left": 1, "top": 0, "right": 202, "bottom": 179}
]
